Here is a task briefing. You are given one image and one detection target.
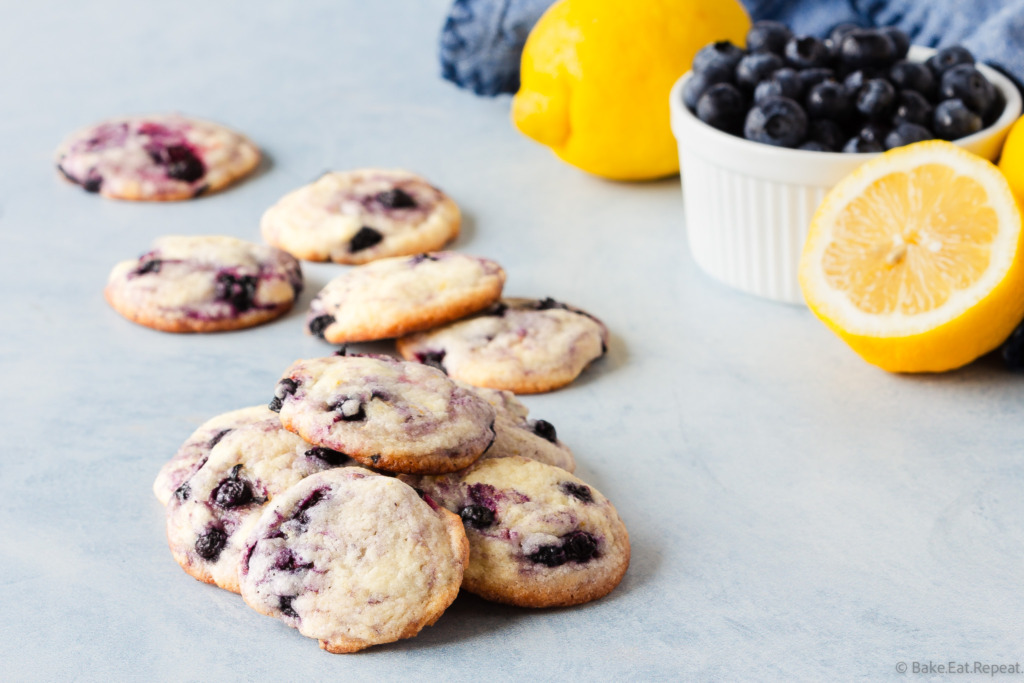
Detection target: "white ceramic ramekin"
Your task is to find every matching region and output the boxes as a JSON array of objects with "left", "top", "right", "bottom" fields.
[{"left": 669, "top": 46, "right": 1023, "bottom": 304}]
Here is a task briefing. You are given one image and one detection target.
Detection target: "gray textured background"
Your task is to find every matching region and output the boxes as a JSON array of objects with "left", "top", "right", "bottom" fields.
[{"left": 1, "top": 1, "right": 1022, "bottom": 680}]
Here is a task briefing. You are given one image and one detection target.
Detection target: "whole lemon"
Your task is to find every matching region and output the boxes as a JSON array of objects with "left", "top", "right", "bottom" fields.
[
  {"left": 512, "top": 0, "right": 749, "bottom": 181},
  {"left": 998, "top": 114, "right": 1024, "bottom": 202}
]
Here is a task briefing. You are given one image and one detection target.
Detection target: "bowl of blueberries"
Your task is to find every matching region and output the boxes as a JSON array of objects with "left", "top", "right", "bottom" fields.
[{"left": 669, "top": 21, "right": 1022, "bottom": 304}]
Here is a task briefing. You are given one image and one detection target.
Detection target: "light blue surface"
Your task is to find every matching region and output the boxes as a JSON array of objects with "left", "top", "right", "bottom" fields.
[{"left": 1, "top": 1, "right": 1023, "bottom": 681}]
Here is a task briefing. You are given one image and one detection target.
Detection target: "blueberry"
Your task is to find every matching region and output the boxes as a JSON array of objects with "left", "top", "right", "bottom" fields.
[
  {"left": 842, "top": 136, "right": 884, "bottom": 153},
  {"left": 485, "top": 301, "right": 508, "bottom": 316},
  {"left": 805, "top": 80, "right": 850, "bottom": 121},
  {"left": 889, "top": 60, "right": 935, "bottom": 97},
  {"left": 841, "top": 68, "right": 882, "bottom": 94},
  {"left": 215, "top": 273, "right": 258, "bottom": 312},
  {"left": 682, "top": 66, "right": 733, "bottom": 111},
  {"left": 880, "top": 27, "right": 910, "bottom": 60},
  {"left": 563, "top": 531, "right": 599, "bottom": 563},
  {"left": 744, "top": 96, "right": 808, "bottom": 148},
  {"left": 305, "top": 447, "right": 350, "bottom": 466},
  {"left": 1000, "top": 320, "right": 1024, "bottom": 370},
  {"left": 293, "top": 489, "right": 327, "bottom": 527},
  {"left": 194, "top": 528, "right": 227, "bottom": 561},
  {"left": 828, "top": 23, "right": 863, "bottom": 55},
  {"left": 532, "top": 419, "right": 557, "bottom": 443},
  {"left": 329, "top": 396, "right": 366, "bottom": 422},
  {"left": 535, "top": 297, "right": 563, "bottom": 310},
  {"left": 754, "top": 68, "right": 803, "bottom": 103},
  {"left": 692, "top": 41, "right": 745, "bottom": 76},
  {"left": 807, "top": 119, "right": 845, "bottom": 151},
  {"left": 855, "top": 78, "right": 896, "bottom": 122},
  {"left": 349, "top": 226, "right": 383, "bottom": 253},
  {"left": 375, "top": 188, "right": 417, "bottom": 209},
  {"left": 416, "top": 350, "right": 447, "bottom": 373},
  {"left": 884, "top": 123, "right": 933, "bottom": 149},
  {"left": 798, "top": 140, "right": 832, "bottom": 151},
  {"left": 174, "top": 483, "right": 191, "bottom": 502},
  {"left": 696, "top": 83, "right": 746, "bottom": 133},
  {"left": 409, "top": 253, "right": 438, "bottom": 265},
  {"left": 82, "top": 176, "right": 103, "bottom": 193},
  {"left": 560, "top": 482, "right": 593, "bottom": 503},
  {"left": 891, "top": 90, "right": 933, "bottom": 127},
  {"left": 983, "top": 87, "right": 1006, "bottom": 127},
  {"left": 162, "top": 145, "right": 205, "bottom": 182},
  {"left": 940, "top": 64, "right": 996, "bottom": 114},
  {"left": 926, "top": 45, "right": 975, "bottom": 77},
  {"left": 746, "top": 20, "right": 791, "bottom": 55},
  {"left": 275, "top": 550, "right": 313, "bottom": 572},
  {"left": 135, "top": 259, "right": 161, "bottom": 276},
  {"left": 276, "top": 377, "right": 298, "bottom": 397},
  {"left": 735, "top": 52, "right": 784, "bottom": 91},
  {"left": 527, "top": 531, "right": 599, "bottom": 566},
  {"left": 798, "top": 67, "right": 837, "bottom": 93},
  {"left": 856, "top": 123, "right": 890, "bottom": 145},
  {"left": 269, "top": 377, "right": 299, "bottom": 412},
  {"left": 784, "top": 36, "right": 832, "bottom": 70},
  {"left": 527, "top": 544, "right": 567, "bottom": 567},
  {"left": 208, "top": 429, "right": 232, "bottom": 448},
  {"left": 840, "top": 29, "right": 897, "bottom": 70},
  {"left": 459, "top": 505, "right": 495, "bottom": 529},
  {"left": 278, "top": 595, "right": 299, "bottom": 619},
  {"left": 213, "top": 467, "right": 253, "bottom": 508},
  {"left": 933, "top": 99, "right": 983, "bottom": 139},
  {"left": 307, "top": 313, "right": 334, "bottom": 339}
]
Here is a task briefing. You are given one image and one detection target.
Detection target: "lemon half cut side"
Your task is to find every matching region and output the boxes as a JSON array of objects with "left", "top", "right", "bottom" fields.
[{"left": 799, "top": 140, "right": 1024, "bottom": 373}]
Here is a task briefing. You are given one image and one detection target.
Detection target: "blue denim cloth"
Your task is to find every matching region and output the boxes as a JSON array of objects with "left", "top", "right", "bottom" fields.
[{"left": 439, "top": 0, "right": 1024, "bottom": 95}]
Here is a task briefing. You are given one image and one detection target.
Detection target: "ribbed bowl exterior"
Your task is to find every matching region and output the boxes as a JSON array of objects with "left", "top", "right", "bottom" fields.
[
  {"left": 669, "top": 46, "right": 1022, "bottom": 306},
  {"left": 680, "top": 155, "right": 827, "bottom": 303}
]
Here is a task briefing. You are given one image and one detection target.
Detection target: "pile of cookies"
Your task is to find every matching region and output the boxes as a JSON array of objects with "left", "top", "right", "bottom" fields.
[
  {"left": 155, "top": 353, "right": 630, "bottom": 653},
  {"left": 59, "top": 113, "right": 627, "bottom": 652}
]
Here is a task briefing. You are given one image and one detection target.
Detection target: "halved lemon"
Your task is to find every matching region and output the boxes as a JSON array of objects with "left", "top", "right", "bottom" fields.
[{"left": 799, "top": 140, "right": 1024, "bottom": 373}]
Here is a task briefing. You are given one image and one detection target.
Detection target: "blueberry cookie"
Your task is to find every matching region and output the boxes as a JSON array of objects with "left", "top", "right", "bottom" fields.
[
  {"left": 55, "top": 114, "right": 260, "bottom": 201},
  {"left": 105, "top": 235, "right": 303, "bottom": 333},
  {"left": 239, "top": 468, "right": 468, "bottom": 653},
  {"left": 401, "top": 456, "right": 629, "bottom": 607},
  {"left": 397, "top": 297, "right": 609, "bottom": 394},
  {"left": 154, "top": 405, "right": 277, "bottom": 505},
  {"left": 165, "top": 416, "right": 358, "bottom": 593},
  {"left": 260, "top": 169, "right": 461, "bottom": 264},
  {"left": 271, "top": 355, "right": 495, "bottom": 474},
  {"left": 465, "top": 384, "right": 575, "bottom": 472},
  {"left": 306, "top": 252, "right": 506, "bottom": 343}
]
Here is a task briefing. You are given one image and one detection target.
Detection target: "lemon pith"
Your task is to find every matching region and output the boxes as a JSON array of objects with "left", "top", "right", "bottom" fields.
[{"left": 799, "top": 140, "right": 1024, "bottom": 373}]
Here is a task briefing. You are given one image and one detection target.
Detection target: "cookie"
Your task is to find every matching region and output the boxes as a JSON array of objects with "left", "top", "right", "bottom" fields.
[
  {"left": 270, "top": 354, "right": 496, "bottom": 474},
  {"left": 397, "top": 297, "right": 609, "bottom": 393},
  {"left": 165, "top": 415, "right": 358, "bottom": 593},
  {"left": 306, "top": 252, "right": 505, "bottom": 343},
  {"left": 55, "top": 114, "right": 259, "bottom": 201},
  {"left": 260, "top": 169, "right": 461, "bottom": 264},
  {"left": 239, "top": 468, "right": 468, "bottom": 653},
  {"left": 401, "top": 456, "right": 629, "bottom": 608},
  {"left": 465, "top": 384, "right": 575, "bottom": 472},
  {"left": 154, "top": 405, "right": 276, "bottom": 505},
  {"left": 105, "top": 235, "right": 303, "bottom": 333}
]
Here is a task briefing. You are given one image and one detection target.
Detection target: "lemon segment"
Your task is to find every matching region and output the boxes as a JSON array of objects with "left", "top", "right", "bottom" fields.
[{"left": 799, "top": 140, "right": 1024, "bottom": 372}]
